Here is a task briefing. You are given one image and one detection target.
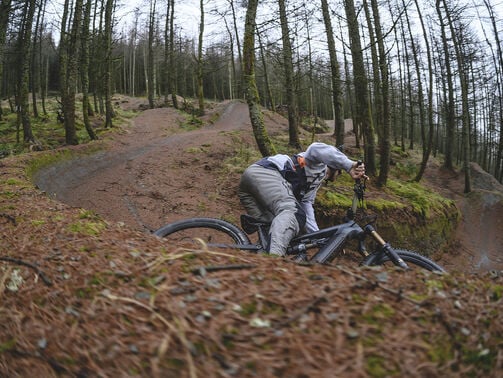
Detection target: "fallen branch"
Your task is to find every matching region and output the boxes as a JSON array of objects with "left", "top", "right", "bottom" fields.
[
  {"left": 192, "top": 264, "right": 256, "bottom": 275},
  {"left": 0, "top": 213, "right": 17, "bottom": 225},
  {"left": 0, "top": 256, "right": 52, "bottom": 286}
]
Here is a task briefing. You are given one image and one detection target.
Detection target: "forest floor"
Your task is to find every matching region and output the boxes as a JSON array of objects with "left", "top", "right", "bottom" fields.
[{"left": 1, "top": 96, "right": 502, "bottom": 377}]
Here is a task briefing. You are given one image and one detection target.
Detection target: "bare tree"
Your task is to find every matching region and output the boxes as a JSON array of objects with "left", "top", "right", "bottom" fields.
[
  {"left": 369, "top": 0, "right": 391, "bottom": 186},
  {"left": 164, "top": 0, "right": 178, "bottom": 109},
  {"left": 435, "top": 0, "right": 456, "bottom": 171},
  {"left": 0, "top": 0, "right": 12, "bottom": 121},
  {"left": 256, "top": 28, "right": 274, "bottom": 111},
  {"left": 442, "top": 0, "right": 471, "bottom": 192},
  {"left": 16, "top": 0, "right": 37, "bottom": 143},
  {"left": 147, "top": 0, "right": 156, "bottom": 109},
  {"left": 321, "top": 0, "right": 344, "bottom": 146},
  {"left": 242, "top": 0, "right": 275, "bottom": 156},
  {"left": 482, "top": 0, "right": 503, "bottom": 181},
  {"left": 413, "top": 0, "right": 435, "bottom": 182},
  {"left": 81, "top": 0, "right": 97, "bottom": 140},
  {"left": 278, "top": 0, "right": 301, "bottom": 149},
  {"left": 103, "top": 0, "right": 115, "bottom": 128},
  {"left": 197, "top": 0, "right": 205, "bottom": 115},
  {"left": 344, "top": 0, "right": 376, "bottom": 175}
]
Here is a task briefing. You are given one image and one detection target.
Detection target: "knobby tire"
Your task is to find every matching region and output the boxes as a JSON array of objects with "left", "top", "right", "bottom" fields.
[
  {"left": 362, "top": 249, "right": 445, "bottom": 272},
  {"left": 154, "top": 218, "right": 251, "bottom": 245}
]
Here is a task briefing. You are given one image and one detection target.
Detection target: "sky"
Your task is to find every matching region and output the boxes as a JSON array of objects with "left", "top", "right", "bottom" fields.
[{"left": 116, "top": 0, "right": 229, "bottom": 40}]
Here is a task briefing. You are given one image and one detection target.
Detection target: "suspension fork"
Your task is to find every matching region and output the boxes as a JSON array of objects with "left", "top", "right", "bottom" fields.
[{"left": 363, "top": 224, "right": 410, "bottom": 269}]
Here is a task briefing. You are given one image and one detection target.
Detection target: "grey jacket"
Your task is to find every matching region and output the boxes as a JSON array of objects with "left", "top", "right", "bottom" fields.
[{"left": 262, "top": 142, "right": 354, "bottom": 232}]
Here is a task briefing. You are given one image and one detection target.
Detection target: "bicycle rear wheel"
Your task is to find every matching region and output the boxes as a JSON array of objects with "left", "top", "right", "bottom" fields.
[
  {"left": 362, "top": 249, "right": 445, "bottom": 272},
  {"left": 154, "top": 218, "right": 251, "bottom": 248}
]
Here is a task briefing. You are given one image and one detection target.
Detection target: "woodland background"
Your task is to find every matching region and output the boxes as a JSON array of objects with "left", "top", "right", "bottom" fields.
[
  {"left": 1, "top": 1, "right": 503, "bottom": 375},
  {"left": 1, "top": 0, "right": 503, "bottom": 190}
]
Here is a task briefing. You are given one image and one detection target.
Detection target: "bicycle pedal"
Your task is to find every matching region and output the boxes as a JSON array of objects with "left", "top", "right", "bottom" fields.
[{"left": 293, "top": 253, "right": 308, "bottom": 263}]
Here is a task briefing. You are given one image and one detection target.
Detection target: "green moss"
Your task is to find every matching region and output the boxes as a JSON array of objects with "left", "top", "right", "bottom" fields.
[
  {"left": 365, "top": 355, "right": 398, "bottom": 378},
  {"left": 489, "top": 284, "right": 503, "bottom": 301},
  {"left": 0, "top": 191, "right": 18, "bottom": 199},
  {"left": 167, "top": 358, "right": 185, "bottom": 369},
  {"left": 321, "top": 190, "right": 352, "bottom": 208},
  {"left": 427, "top": 337, "right": 454, "bottom": 364},
  {"left": 0, "top": 339, "right": 16, "bottom": 353},
  {"left": 179, "top": 114, "right": 202, "bottom": 130},
  {"left": 425, "top": 279, "right": 444, "bottom": 291},
  {"left": 386, "top": 179, "right": 454, "bottom": 218},
  {"left": 78, "top": 209, "right": 100, "bottom": 220},
  {"left": 463, "top": 348, "right": 497, "bottom": 373},
  {"left": 363, "top": 303, "right": 396, "bottom": 323},
  {"left": 67, "top": 219, "right": 106, "bottom": 236},
  {"left": 25, "top": 144, "right": 103, "bottom": 179},
  {"left": 366, "top": 197, "right": 405, "bottom": 212},
  {"left": 240, "top": 301, "right": 257, "bottom": 316},
  {"left": 5, "top": 178, "right": 24, "bottom": 186},
  {"left": 316, "top": 175, "right": 459, "bottom": 256}
]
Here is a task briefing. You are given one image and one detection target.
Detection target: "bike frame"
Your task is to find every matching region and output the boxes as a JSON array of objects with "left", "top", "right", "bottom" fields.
[{"left": 240, "top": 176, "right": 410, "bottom": 269}]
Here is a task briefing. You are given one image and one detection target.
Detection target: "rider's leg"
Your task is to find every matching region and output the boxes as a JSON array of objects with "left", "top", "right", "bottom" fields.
[
  {"left": 239, "top": 165, "right": 306, "bottom": 256},
  {"left": 238, "top": 188, "right": 273, "bottom": 223}
]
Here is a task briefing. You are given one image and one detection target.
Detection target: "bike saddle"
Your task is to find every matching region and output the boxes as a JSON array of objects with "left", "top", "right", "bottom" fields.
[{"left": 240, "top": 214, "right": 270, "bottom": 234}]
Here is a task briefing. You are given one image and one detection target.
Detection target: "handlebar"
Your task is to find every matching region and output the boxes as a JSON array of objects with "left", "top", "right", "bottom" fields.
[{"left": 348, "top": 161, "right": 367, "bottom": 219}]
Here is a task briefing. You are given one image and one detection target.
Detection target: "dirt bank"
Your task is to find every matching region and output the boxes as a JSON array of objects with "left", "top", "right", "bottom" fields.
[{"left": 33, "top": 98, "right": 503, "bottom": 272}]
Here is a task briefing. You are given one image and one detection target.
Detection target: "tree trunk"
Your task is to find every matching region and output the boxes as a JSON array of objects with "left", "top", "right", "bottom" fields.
[
  {"left": 0, "top": 0, "right": 12, "bottom": 121},
  {"left": 443, "top": 0, "right": 471, "bottom": 193},
  {"left": 370, "top": 0, "right": 391, "bottom": 187},
  {"left": 321, "top": 0, "right": 344, "bottom": 146},
  {"left": 411, "top": 0, "right": 435, "bottom": 182},
  {"left": 228, "top": 0, "right": 243, "bottom": 97},
  {"left": 30, "top": 0, "right": 43, "bottom": 119},
  {"left": 81, "top": 0, "right": 97, "bottom": 140},
  {"left": 483, "top": 0, "right": 503, "bottom": 181},
  {"left": 257, "top": 29, "right": 274, "bottom": 111},
  {"left": 148, "top": 0, "right": 156, "bottom": 109},
  {"left": 278, "top": 0, "right": 301, "bottom": 149},
  {"left": 243, "top": 0, "right": 275, "bottom": 157},
  {"left": 104, "top": 0, "right": 115, "bottom": 128},
  {"left": 362, "top": 0, "right": 381, "bottom": 143},
  {"left": 197, "top": 0, "right": 205, "bottom": 115},
  {"left": 17, "top": 0, "right": 36, "bottom": 144},
  {"left": 435, "top": 0, "right": 455, "bottom": 171},
  {"left": 344, "top": 0, "right": 376, "bottom": 175},
  {"left": 169, "top": 0, "right": 178, "bottom": 109}
]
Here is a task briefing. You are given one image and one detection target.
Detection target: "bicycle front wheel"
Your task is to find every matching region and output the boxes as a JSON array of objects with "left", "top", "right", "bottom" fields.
[
  {"left": 362, "top": 249, "right": 445, "bottom": 273},
  {"left": 154, "top": 218, "right": 251, "bottom": 248}
]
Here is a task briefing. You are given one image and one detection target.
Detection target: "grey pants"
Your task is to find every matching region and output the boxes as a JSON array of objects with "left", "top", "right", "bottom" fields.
[{"left": 238, "top": 164, "right": 306, "bottom": 255}]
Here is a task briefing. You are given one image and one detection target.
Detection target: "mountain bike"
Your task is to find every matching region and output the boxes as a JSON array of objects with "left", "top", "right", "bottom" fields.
[{"left": 154, "top": 177, "right": 445, "bottom": 272}]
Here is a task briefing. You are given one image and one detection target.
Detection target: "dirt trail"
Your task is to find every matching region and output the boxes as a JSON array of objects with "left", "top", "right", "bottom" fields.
[
  {"left": 34, "top": 99, "right": 503, "bottom": 272},
  {"left": 425, "top": 163, "right": 503, "bottom": 272},
  {"left": 34, "top": 100, "right": 254, "bottom": 232}
]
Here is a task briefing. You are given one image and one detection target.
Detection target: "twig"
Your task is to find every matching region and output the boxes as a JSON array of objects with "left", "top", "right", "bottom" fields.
[
  {"left": 191, "top": 264, "right": 256, "bottom": 275},
  {"left": 145, "top": 243, "right": 252, "bottom": 271},
  {"left": 0, "top": 256, "right": 52, "bottom": 286},
  {"left": 102, "top": 292, "right": 197, "bottom": 378},
  {"left": 0, "top": 213, "right": 17, "bottom": 225},
  {"left": 276, "top": 295, "right": 328, "bottom": 328},
  {"left": 328, "top": 264, "right": 423, "bottom": 306},
  {"left": 5, "top": 349, "right": 70, "bottom": 375}
]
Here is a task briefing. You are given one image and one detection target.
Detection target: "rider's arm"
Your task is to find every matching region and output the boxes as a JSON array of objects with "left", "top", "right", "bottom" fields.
[{"left": 300, "top": 191, "right": 319, "bottom": 233}]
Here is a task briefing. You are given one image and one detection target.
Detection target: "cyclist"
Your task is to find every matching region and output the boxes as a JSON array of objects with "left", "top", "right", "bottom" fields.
[{"left": 238, "top": 142, "right": 366, "bottom": 256}]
